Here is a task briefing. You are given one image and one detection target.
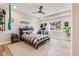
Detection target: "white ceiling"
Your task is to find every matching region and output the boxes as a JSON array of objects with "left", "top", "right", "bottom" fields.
[{"left": 1, "top": 3, "right": 72, "bottom": 17}]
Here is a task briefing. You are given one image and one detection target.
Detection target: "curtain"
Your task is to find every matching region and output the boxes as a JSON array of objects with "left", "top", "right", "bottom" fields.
[{"left": 8, "top": 4, "right": 11, "bottom": 30}]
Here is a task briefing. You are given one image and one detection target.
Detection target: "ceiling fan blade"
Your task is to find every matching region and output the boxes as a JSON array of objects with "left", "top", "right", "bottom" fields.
[
  {"left": 32, "top": 5, "right": 46, "bottom": 14},
  {"left": 41, "top": 12, "right": 46, "bottom": 14}
]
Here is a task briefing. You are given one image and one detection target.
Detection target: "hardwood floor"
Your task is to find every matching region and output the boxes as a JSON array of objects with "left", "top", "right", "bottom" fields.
[
  {"left": 0, "top": 44, "right": 12, "bottom": 56},
  {"left": 0, "top": 38, "right": 71, "bottom": 56}
]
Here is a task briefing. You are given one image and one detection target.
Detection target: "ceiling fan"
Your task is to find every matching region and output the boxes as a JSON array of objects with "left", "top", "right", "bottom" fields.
[{"left": 33, "top": 6, "right": 46, "bottom": 14}]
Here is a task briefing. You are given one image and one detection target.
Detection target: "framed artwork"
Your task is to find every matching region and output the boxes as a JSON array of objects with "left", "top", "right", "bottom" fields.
[
  {"left": 50, "top": 22, "right": 55, "bottom": 30},
  {"left": 64, "top": 22, "right": 69, "bottom": 27},
  {"left": 50, "top": 21, "right": 61, "bottom": 30},
  {"left": 20, "top": 21, "right": 31, "bottom": 28},
  {"left": 20, "top": 21, "right": 30, "bottom": 24},
  {"left": 55, "top": 21, "right": 61, "bottom": 30}
]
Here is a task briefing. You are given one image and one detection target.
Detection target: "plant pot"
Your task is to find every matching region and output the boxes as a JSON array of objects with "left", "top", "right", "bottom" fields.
[{"left": 65, "top": 32, "right": 70, "bottom": 41}]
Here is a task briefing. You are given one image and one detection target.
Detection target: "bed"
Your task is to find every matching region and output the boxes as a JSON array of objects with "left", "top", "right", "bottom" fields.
[{"left": 19, "top": 28, "right": 50, "bottom": 49}]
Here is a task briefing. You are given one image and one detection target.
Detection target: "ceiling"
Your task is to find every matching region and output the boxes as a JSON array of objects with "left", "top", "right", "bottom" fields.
[{"left": 1, "top": 3, "right": 72, "bottom": 17}]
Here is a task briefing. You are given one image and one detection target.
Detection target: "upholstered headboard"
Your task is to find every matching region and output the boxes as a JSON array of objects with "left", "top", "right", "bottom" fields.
[{"left": 19, "top": 27, "right": 34, "bottom": 35}]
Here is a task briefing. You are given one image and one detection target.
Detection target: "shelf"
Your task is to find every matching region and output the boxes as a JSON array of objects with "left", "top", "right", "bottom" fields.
[
  {"left": 0, "top": 22, "right": 4, "bottom": 24},
  {"left": 0, "top": 9, "right": 5, "bottom": 31}
]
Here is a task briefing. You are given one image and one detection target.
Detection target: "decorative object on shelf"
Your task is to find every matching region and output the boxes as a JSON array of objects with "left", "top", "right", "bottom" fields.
[
  {"left": 0, "top": 9, "right": 6, "bottom": 31},
  {"left": 8, "top": 3, "right": 11, "bottom": 30}
]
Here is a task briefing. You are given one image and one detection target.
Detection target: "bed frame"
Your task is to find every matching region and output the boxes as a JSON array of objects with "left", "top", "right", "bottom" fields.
[
  {"left": 21, "top": 37, "right": 50, "bottom": 49},
  {"left": 19, "top": 28, "right": 50, "bottom": 49}
]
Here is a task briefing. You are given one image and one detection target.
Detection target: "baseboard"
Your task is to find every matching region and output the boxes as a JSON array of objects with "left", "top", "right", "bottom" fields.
[{"left": 0, "top": 41, "right": 11, "bottom": 45}]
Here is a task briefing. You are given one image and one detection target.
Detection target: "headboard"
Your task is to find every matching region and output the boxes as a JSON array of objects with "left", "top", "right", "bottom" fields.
[{"left": 19, "top": 27, "right": 34, "bottom": 35}]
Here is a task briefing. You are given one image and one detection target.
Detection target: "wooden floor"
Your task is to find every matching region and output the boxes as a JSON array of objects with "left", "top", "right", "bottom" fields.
[
  {"left": 0, "top": 44, "right": 12, "bottom": 56},
  {"left": 0, "top": 38, "right": 71, "bottom": 56}
]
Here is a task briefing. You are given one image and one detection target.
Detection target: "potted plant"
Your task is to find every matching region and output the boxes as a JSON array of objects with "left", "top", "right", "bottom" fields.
[{"left": 63, "top": 26, "right": 71, "bottom": 41}]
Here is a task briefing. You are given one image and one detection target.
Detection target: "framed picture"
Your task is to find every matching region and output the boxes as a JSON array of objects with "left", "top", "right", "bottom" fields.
[
  {"left": 50, "top": 21, "right": 61, "bottom": 30},
  {"left": 55, "top": 21, "right": 61, "bottom": 30},
  {"left": 50, "top": 22, "right": 55, "bottom": 30},
  {"left": 64, "top": 22, "right": 69, "bottom": 27}
]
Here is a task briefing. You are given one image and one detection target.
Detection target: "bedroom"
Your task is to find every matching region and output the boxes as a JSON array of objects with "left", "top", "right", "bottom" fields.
[{"left": 0, "top": 3, "right": 72, "bottom": 56}]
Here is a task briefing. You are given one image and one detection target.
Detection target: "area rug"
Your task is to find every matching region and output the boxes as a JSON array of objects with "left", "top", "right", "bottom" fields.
[{"left": 8, "top": 42, "right": 51, "bottom": 56}]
